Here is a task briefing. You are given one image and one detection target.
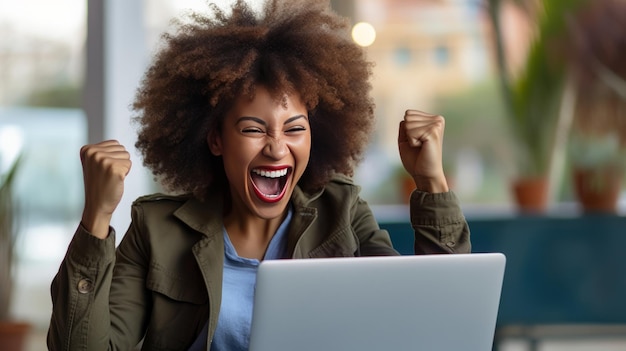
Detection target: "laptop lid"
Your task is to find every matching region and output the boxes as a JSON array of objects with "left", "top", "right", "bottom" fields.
[{"left": 249, "top": 253, "right": 505, "bottom": 351}]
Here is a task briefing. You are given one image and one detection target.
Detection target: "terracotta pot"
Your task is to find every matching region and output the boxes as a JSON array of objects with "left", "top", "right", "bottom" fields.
[
  {"left": 401, "top": 175, "right": 415, "bottom": 203},
  {"left": 0, "top": 321, "right": 30, "bottom": 351},
  {"left": 511, "top": 177, "right": 549, "bottom": 213},
  {"left": 573, "top": 167, "right": 623, "bottom": 213}
]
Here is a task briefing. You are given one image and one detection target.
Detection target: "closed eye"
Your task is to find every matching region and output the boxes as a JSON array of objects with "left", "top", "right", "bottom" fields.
[
  {"left": 242, "top": 127, "right": 264, "bottom": 134},
  {"left": 286, "top": 126, "right": 307, "bottom": 133}
]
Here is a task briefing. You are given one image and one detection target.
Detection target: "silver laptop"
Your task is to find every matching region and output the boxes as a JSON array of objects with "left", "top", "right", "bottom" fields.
[{"left": 249, "top": 253, "right": 505, "bottom": 351}]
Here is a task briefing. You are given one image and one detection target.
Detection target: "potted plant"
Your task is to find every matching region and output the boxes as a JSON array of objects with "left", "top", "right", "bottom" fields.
[
  {"left": 568, "top": 132, "right": 625, "bottom": 212},
  {"left": 488, "top": 0, "right": 563, "bottom": 212},
  {"left": 563, "top": 0, "right": 626, "bottom": 213},
  {"left": 487, "top": 0, "right": 586, "bottom": 212},
  {"left": 0, "top": 155, "right": 30, "bottom": 350}
]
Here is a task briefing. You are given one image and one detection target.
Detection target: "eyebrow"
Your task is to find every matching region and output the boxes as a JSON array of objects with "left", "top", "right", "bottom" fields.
[{"left": 236, "top": 114, "right": 308, "bottom": 126}]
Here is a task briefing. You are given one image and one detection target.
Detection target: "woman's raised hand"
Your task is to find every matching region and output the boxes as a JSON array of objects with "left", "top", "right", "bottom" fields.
[
  {"left": 397, "top": 109, "right": 449, "bottom": 194},
  {"left": 80, "top": 140, "right": 132, "bottom": 239}
]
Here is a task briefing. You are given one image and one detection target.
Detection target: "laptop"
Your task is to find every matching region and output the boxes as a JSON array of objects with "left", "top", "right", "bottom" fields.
[{"left": 248, "top": 253, "right": 505, "bottom": 351}]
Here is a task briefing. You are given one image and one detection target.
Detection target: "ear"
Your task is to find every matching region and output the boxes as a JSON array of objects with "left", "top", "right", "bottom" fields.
[{"left": 207, "top": 130, "right": 223, "bottom": 156}]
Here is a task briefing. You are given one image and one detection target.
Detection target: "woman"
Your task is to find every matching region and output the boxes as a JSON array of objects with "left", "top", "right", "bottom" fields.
[{"left": 48, "top": 0, "right": 470, "bottom": 350}]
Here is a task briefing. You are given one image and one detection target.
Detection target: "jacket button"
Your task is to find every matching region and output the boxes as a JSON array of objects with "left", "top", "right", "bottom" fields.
[
  {"left": 446, "top": 241, "right": 456, "bottom": 248},
  {"left": 77, "top": 279, "right": 94, "bottom": 294}
]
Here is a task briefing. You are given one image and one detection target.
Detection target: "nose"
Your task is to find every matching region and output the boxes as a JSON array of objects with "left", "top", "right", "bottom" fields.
[{"left": 263, "top": 136, "right": 288, "bottom": 160}]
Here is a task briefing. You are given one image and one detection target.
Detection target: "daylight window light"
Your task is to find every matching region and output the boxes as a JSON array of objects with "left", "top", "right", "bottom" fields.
[
  {"left": 0, "top": 125, "right": 23, "bottom": 173},
  {"left": 351, "top": 22, "right": 376, "bottom": 47}
]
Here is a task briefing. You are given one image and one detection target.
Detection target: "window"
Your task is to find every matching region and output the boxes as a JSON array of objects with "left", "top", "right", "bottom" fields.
[{"left": 0, "top": 0, "right": 86, "bottom": 326}]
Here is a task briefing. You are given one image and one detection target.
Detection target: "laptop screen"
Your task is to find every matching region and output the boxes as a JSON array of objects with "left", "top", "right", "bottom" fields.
[{"left": 249, "top": 253, "right": 505, "bottom": 351}]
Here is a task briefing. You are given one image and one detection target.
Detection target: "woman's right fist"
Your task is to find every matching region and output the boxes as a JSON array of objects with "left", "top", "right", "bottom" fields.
[{"left": 80, "top": 140, "right": 132, "bottom": 239}]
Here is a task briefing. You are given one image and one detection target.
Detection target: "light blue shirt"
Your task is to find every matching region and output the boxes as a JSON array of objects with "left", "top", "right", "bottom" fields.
[{"left": 188, "top": 208, "right": 292, "bottom": 351}]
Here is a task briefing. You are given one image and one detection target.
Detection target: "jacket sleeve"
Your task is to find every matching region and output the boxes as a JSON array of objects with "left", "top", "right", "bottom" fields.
[
  {"left": 351, "top": 189, "right": 470, "bottom": 256},
  {"left": 409, "top": 190, "right": 471, "bottom": 254},
  {"left": 47, "top": 206, "right": 150, "bottom": 351}
]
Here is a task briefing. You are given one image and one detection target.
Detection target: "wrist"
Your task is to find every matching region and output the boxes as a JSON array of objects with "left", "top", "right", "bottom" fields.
[
  {"left": 411, "top": 175, "right": 449, "bottom": 193},
  {"left": 81, "top": 208, "right": 113, "bottom": 240}
]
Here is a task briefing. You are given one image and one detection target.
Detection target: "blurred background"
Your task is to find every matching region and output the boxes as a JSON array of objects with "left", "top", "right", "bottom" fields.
[{"left": 1, "top": 0, "right": 625, "bottom": 350}]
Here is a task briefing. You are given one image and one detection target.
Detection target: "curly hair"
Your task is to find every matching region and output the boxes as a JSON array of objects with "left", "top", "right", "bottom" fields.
[{"left": 133, "top": 0, "right": 375, "bottom": 199}]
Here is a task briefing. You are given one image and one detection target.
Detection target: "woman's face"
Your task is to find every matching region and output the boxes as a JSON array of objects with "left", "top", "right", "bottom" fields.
[{"left": 209, "top": 86, "right": 311, "bottom": 220}]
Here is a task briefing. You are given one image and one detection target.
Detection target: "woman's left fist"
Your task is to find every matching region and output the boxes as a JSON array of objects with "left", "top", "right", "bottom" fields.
[{"left": 397, "top": 109, "right": 449, "bottom": 193}]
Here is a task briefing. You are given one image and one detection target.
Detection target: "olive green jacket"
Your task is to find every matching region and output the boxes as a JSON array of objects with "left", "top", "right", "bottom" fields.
[{"left": 47, "top": 176, "right": 470, "bottom": 351}]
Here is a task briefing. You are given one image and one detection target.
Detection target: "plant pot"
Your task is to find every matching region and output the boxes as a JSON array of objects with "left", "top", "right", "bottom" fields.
[
  {"left": 573, "top": 167, "right": 623, "bottom": 213},
  {"left": 511, "top": 177, "right": 549, "bottom": 213},
  {"left": 400, "top": 175, "right": 414, "bottom": 203},
  {"left": 0, "top": 321, "right": 31, "bottom": 351}
]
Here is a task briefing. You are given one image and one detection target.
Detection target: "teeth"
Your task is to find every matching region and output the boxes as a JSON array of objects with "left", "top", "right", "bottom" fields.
[{"left": 252, "top": 168, "right": 288, "bottom": 178}]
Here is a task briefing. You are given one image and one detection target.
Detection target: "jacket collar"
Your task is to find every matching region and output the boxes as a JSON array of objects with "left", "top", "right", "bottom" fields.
[
  {"left": 172, "top": 191, "right": 224, "bottom": 239},
  {"left": 291, "top": 183, "right": 325, "bottom": 207},
  {"left": 172, "top": 184, "right": 325, "bottom": 260}
]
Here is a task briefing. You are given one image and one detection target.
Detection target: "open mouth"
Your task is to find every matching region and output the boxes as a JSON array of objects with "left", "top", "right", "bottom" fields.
[{"left": 251, "top": 167, "right": 291, "bottom": 203}]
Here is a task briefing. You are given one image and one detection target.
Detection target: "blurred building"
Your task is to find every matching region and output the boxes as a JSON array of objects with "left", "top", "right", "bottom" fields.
[
  {"left": 335, "top": 0, "right": 493, "bottom": 202},
  {"left": 362, "top": 0, "right": 489, "bottom": 153},
  {"left": 0, "top": 13, "right": 84, "bottom": 107}
]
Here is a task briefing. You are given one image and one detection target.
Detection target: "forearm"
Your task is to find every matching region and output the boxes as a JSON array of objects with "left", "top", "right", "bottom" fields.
[
  {"left": 48, "top": 225, "right": 117, "bottom": 351},
  {"left": 409, "top": 190, "right": 471, "bottom": 254},
  {"left": 48, "top": 221, "right": 152, "bottom": 351}
]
